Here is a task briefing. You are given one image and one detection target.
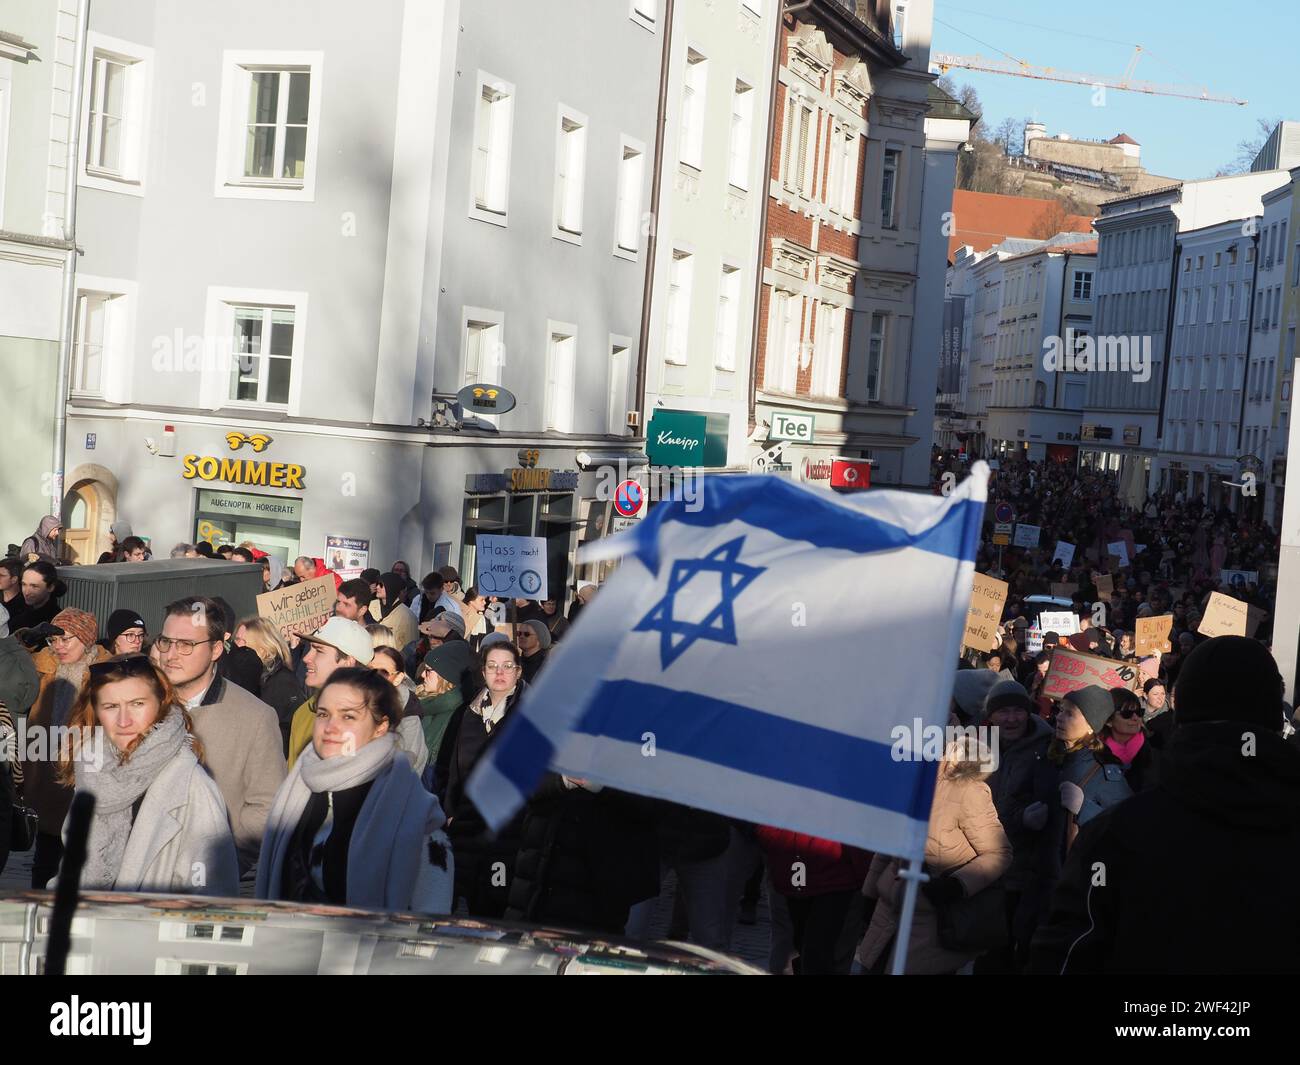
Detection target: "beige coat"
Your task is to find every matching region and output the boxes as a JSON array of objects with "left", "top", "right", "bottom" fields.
[
  {"left": 190, "top": 675, "right": 287, "bottom": 871},
  {"left": 857, "top": 771, "right": 1011, "bottom": 974}
]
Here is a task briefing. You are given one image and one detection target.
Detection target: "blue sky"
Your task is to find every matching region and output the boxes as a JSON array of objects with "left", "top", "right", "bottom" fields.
[{"left": 932, "top": 0, "right": 1298, "bottom": 179}]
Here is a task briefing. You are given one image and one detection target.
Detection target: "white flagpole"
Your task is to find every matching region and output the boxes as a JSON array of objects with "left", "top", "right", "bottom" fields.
[{"left": 889, "top": 859, "right": 929, "bottom": 975}]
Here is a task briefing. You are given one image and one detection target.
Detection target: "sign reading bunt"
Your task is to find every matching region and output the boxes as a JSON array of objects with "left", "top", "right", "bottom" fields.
[
  {"left": 964, "top": 572, "right": 1008, "bottom": 652},
  {"left": 1043, "top": 647, "right": 1143, "bottom": 699},
  {"left": 183, "top": 454, "right": 306, "bottom": 489},
  {"left": 475, "top": 534, "right": 549, "bottom": 600},
  {"left": 1135, "top": 614, "right": 1174, "bottom": 657},
  {"left": 466, "top": 470, "right": 580, "bottom": 494},
  {"left": 1198, "top": 592, "right": 1265, "bottom": 639},
  {"left": 647, "top": 410, "right": 730, "bottom": 468},
  {"left": 256, "top": 574, "right": 335, "bottom": 643}
]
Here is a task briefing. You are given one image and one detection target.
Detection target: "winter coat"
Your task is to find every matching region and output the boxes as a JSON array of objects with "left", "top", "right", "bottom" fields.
[
  {"left": 443, "top": 685, "right": 527, "bottom": 915},
  {"left": 857, "top": 771, "right": 1011, "bottom": 974},
  {"left": 60, "top": 744, "right": 238, "bottom": 896},
  {"left": 0, "top": 634, "right": 39, "bottom": 716},
  {"left": 754, "top": 826, "right": 872, "bottom": 897},
  {"left": 419, "top": 688, "right": 462, "bottom": 768},
  {"left": 19, "top": 517, "right": 62, "bottom": 564},
  {"left": 985, "top": 715, "right": 1055, "bottom": 893},
  {"left": 286, "top": 695, "right": 316, "bottom": 768},
  {"left": 190, "top": 675, "right": 287, "bottom": 871},
  {"left": 504, "top": 774, "right": 659, "bottom": 932},
  {"left": 1030, "top": 722, "right": 1300, "bottom": 973},
  {"left": 259, "top": 662, "right": 307, "bottom": 757},
  {"left": 22, "top": 645, "right": 111, "bottom": 834}
]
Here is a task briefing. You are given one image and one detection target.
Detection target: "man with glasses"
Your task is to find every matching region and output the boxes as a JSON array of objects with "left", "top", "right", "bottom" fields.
[
  {"left": 22, "top": 607, "right": 108, "bottom": 887},
  {"left": 158, "top": 596, "right": 285, "bottom": 874}
]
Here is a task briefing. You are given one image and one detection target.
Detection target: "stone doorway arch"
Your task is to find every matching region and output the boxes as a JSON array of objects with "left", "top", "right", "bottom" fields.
[{"left": 60, "top": 463, "right": 119, "bottom": 564}]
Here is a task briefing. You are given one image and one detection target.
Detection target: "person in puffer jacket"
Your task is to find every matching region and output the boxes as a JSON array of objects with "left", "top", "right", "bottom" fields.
[{"left": 754, "top": 826, "right": 872, "bottom": 974}]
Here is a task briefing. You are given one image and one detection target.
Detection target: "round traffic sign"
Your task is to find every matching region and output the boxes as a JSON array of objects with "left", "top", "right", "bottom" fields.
[
  {"left": 994, "top": 502, "right": 1015, "bottom": 524},
  {"left": 614, "top": 479, "right": 644, "bottom": 517}
]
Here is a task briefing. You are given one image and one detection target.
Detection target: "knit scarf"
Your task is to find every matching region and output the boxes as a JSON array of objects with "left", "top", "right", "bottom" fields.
[
  {"left": 51, "top": 655, "right": 95, "bottom": 728},
  {"left": 1104, "top": 731, "right": 1145, "bottom": 766},
  {"left": 76, "top": 710, "right": 192, "bottom": 890},
  {"left": 255, "top": 732, "right": 443, "bottom": 910}
]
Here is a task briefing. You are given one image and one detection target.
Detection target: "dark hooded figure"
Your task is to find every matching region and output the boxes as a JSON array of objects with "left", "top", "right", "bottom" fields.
[
  {"left": 20, "top": 517, "right": 62, "bottom": 565},
  {"left": 1030, "top": 637, "right": 1300, "bottom": 974}
]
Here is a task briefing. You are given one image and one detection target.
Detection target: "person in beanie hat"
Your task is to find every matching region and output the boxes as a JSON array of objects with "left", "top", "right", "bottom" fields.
[
  {"left": 980, "top": 676, "right": 1055, "bottom": 972},
  {"left": 101, "top": 609, "right": 147, "bottom": 656},
  {"left": 1031, "top": 638, "right": 1300, "bottom": 974},
  {"left": 22, "top": 606, "right": 110, "bottom": 887},
  {"left": 951, "top": 669, "right": 998, "bottom": 725},
  {"left": 516, "top": 618, "right": 551, "bottom": 683}
]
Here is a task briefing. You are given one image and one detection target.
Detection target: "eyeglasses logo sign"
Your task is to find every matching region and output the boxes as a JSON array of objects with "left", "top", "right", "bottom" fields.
[{"left": 226, "top": 431, "right": 273, "bottom": 452}]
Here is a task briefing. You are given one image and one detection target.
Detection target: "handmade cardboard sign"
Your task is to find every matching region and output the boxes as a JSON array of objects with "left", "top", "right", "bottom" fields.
[
  {"left": 1135, "top": 614, "right": 1174, "bottom": 657},
  {"left": 1043, "top": 647, "right": 1143, "bottom": 699},
  {"left": 964, "top": 573, "right": 1008, "bottom": 653},
  {"left": 257, "top": 575, "right": 336, "bottom": 643}
]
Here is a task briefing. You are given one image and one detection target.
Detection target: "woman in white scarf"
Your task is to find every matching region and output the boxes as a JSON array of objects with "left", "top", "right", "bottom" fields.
[
  {"left": 255, "top": 667, "right": 453, "bottom": 913},
  {"left": 55, "top": 655, "right": 238, "bottom": 895}
]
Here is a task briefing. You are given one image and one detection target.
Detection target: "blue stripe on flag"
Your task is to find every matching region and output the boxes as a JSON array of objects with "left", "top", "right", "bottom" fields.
[
  {"left": 485, "top": 712, "right": 557, "bottom": 803},
  {"left": 573, "top": 678, "right": 938, "bottom": 821},
  {"left": 627, "top": 479, "right": 983, "bottom": 575}
]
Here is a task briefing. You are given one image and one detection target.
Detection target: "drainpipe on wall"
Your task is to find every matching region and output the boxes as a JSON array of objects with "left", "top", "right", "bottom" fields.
[
  {"left": 52, "top": 0, "right": 90, "bottom": 541},
  {"left": 746, "top": 0, "right": 809, "bottom": 433},
  {"left": 634, "top": 0, "right": 675, "bottom": 429}
]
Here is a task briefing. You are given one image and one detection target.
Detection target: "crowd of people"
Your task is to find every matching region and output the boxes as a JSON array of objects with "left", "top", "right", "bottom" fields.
[{"left": 2, "top": 467, "right": 1298, "bottom": 974}]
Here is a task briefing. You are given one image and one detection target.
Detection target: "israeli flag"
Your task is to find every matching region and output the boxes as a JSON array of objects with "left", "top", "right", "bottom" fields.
[{"left": 468, "top": 463, "right": 988, "bottom": 859}]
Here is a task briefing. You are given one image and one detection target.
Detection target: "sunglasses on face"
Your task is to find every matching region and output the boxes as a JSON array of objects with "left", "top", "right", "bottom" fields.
[
  {"left": 89, "top": 654, "right": 156, "bottom": 679},
  {"left": 1116, "top": 708, "right": 1142, "bottom": 719}
]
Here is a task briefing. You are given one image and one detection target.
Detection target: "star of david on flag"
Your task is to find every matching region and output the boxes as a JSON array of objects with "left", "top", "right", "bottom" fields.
[
  {"left": 468, "top": 464, "right": 988, "bottom": 863},
  {"left": 634, "top": 537, "right": 765, "bottom": 668}
]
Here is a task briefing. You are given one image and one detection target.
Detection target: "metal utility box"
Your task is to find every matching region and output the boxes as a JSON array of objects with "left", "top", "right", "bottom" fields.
[{"left": 57, "top": 560, "right": 264, "bottom": 634}]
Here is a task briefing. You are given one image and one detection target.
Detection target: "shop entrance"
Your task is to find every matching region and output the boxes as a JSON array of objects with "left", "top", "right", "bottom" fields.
[
  {"left": 60, "top": 478, "right": 113, "bottom": 564},
  {"left": 193, "top": 488, "right": 302, "bottom": 563},
  {"left": 461, "top": 491, "right": 575, "bottom": 604}
]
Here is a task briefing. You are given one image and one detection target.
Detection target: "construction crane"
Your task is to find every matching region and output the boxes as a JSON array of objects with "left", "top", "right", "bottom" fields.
[{"left": 932, "top": 45, "right": 1247, "bottom": 106}]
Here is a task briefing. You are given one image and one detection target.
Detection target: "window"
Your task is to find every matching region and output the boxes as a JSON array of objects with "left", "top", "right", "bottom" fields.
[
  {"left": 765, "top": 288, "right": 801, "bottom": 393},
  {"left": 215, "top": 51, "right": 321, "bottom": 200},
  {"left": 728, "top": 80, "right": 754, "bottom": 190},
  {"left": 70, "top": 276, "right": 135, "bottom": 402},
  {"left": 1240, "top": 281, "right": 1250, "bottom": 319},
  {"left": 202, "top": 287, "right": 307, "bottom": 413},
  {"left": 471, "top": 73, "right": 515, "bottom": 223},
  {"left": 80, "top": 35, "right": 153, "bottom": 194},
  {"left": 72, "top": 292, "right": 114, "bottom": 396},
  {"left": 1225, "top": 283, "right": 1234, "bottom": 321},
  {"left": 666, "top": 250, "right": 694, "bottom": 365},
  {"left": 866, "top": 312, "right": 887, "bottom": 401},
  {"left": 614, "top": 137, "right": 646, "bottom": 257},
  {"left": 1266, "top": 358, "right": 1275, "bottom": 400},
  {"left": 462, "top": 311, "right": 504, "bottom": 387},
  {"left": 829, "top": 124, "right": 860, "bottom": 218},
  {"left": 679, "top": 49, "right": 708, "bottom": 170},
  {"left": 630, "top": 0, "right": 657, "bottom": 30},
  {"left": 1294, "top": 243, "right": 1300, "bottom": 286},
  {"left": 544, "top": 325, "right": 577, "bottom": 433},
  {"left": 607, "top": 337, "right": 632, "bottom": 435},
  {"left": 1287, "top": 327, "right": 1296, "bottom": 374},
  {"left": 812, "top": 302, "right": 845, "bottom": 397},
  {"left": 553, "top": 107, "right": 588, "bottom": 241},
  {"left": 1214, "top": 252, "right": 1221, "bottom": 268},
  {"left": 892, "top": 2, "right": 908, "bottom": 49},
  {"left": 715, "top": 264, "right": 742, "bottom": 371},
  {"left": 230, "top": 306, "right": 295, "bottom": 406},
  {"left": 881, "top": 148, "right": 901, "bottom": 228},
  {"left": 1196, "top": 255, "right": 1204, "bottom": 270},
  {"left": 1208, "top": 286, "right": 1217, "bottom": 323},
  {"left": 1072, "top": 270, "right": 1093, "bottom": 301},
  {"left": 1229, "top": 244, "right": 1238, "bottom": 265},
  {"left": 1183, "top": 257, "right": 1191, "bottom": 272},
  {"left": 781, "top": 92, "right": 815, "bottom": 197}
]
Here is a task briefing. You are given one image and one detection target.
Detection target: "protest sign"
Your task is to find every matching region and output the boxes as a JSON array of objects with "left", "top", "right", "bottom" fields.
[
  {"left": 1107, "top": 541, "right": 1130, "bottom": 567},
  {"left": 1052, "top": 541, "right": 1075, "bottom": 568},
  {"left": 1013, "top": 523, "right": 1041, "bottom": 548},
  {"left": 1050, "top": 582, "right": 1078, "bottom": 599},
  {"left": 1039, "top": 610, "right": 1081, "bottom": 636},
  {"left": 964, "top": 572, "right": 1008, "bottom": 652},
  {"left": 1135, "top": 614, "right": 1174, "bottom": 657},
  {"left": 257, "top": 574, "right": 336, "bottom": 643},
  {"left": 1093, "top": 573, "right": 1114, "bottom": 601},
  {"left": 475, "top": 534, "right": 549, "bottom": 600},
  {"left": 1198, "top": 592, "right": 1265, "bottom": 638},
  {"left": 1043, "top": 647, "right": 1143, "bottom": 700},
  {"left": 1118, "top": 529, "right": 1136, "bottom": 559},
  {"left": 1218, "top": 569, "right": 1259, "bottom": 591}
]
